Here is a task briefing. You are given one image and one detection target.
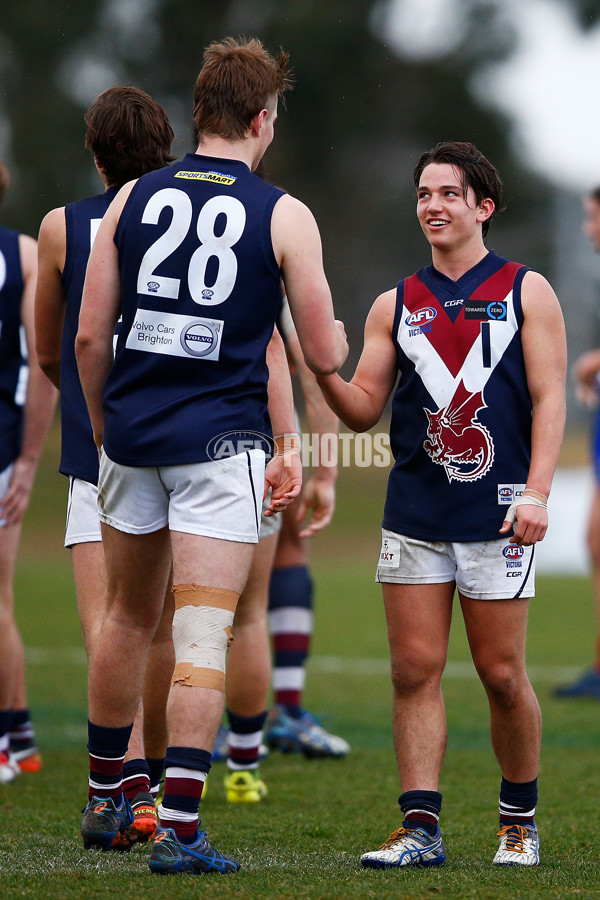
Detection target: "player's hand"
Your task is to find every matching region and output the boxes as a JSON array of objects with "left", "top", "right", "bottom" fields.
[
  {"left": 0, "top": 456, "right": 36, "bottom": 526},
  {"left": 335, "top": 319, "right": 349, "bottom": 368},
  {"left": 263, "top": 451, "right": 302, "bottom": 516},
  {"left": 573, "top": 349, "right": 600, "bottom": 408},
  {"left": 499, "top": 497, "right": 548, "bottom": 546},
  {"left": 295, "top": 474, "right": 336, "bottom": 538}
]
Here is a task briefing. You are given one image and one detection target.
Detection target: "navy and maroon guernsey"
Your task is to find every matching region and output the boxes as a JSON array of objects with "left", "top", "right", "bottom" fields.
[
  {"left": 0, "top": 226, "right": 27, "bottom": 472},
  {"left": 102, "top": 153, "right": 284, "bottom": 467},
  {"left": 60, "top": 188, "right": 118, "bottom": 485},
  {"left": 383, "top": 250, "right": 532, "bottom": 542}
]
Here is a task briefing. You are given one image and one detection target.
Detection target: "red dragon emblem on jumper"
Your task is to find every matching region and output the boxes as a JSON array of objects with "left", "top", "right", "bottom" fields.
[{"left": 423, "top": 380, "right": 494, "bottom": 482}]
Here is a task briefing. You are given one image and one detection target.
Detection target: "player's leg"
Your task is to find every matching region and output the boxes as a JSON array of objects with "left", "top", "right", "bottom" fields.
[
  {"left": 461, "top": 592, "right": 540, "bottom": 865},
  {"left": 80, "top": 454, "right": 174, "bottom": 850},
  {"left": 143, "top": 581, "right": 174, "bottom": 797},
  {"left": 115, "top": 580, "right": 175, "bottom": 847},
  {"left": 149, "top": 532, "right": 253, "bottom": 874},
  {"left": 458, "top": 538, "right": 540, "bottom": 867},
  {"left": 66, "top": 478, "right": 109, "bottom": 656},
  {"left": 361, "top": 532, "right": 453, "bottom": 870},
  {"left": 555, "top": 483, "right": 600, "bottom": 697},
  {"left": 224, "top": 530, "right": 278, "bottom": 803},
  {"left": 68, "top": 475, "right": 162, "bottom": 847},
  {"left": 71, "top": 541, "right": 106, "bottom": 656},
  {"left": 0, "top": 516, "right": 23, "bottom": 783},
  {"left": 8, "top": 625, "right": 42, "bottom": 772},
  {"left": 269, "top": 502, "right": 311, "bottom": 713},
  {"left": 149, "top": 450, "right": 263, "bottom": 876},
  {"left": 267, "top": 503, "right": 350, "bottom": 757},
  {"left": 362, "top": 582, "right": 452, "bottom": 868},
  {"left": 82, "top": 522, "right": 172, "bottom": 850}
]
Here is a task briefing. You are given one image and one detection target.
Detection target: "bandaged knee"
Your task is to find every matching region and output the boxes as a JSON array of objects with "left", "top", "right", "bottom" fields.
[{"left": 171, "top": 583, "right": 239, "bottom": 691}]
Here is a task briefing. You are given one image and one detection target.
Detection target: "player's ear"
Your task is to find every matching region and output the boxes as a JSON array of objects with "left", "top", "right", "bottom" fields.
[
  {"left": 250, "top": 108, "right": 268, "bottom": 138},
  {"left": 477, "top": 197, "right": 495, "bottom": 223}
]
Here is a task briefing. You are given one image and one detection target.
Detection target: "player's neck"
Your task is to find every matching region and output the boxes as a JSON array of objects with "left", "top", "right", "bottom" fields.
[
  {"left": 195, "top": 135, "right": 256, "bottom": 170},
  {"left": 431, "top": 242, "right": 489, "bottom": 283}
]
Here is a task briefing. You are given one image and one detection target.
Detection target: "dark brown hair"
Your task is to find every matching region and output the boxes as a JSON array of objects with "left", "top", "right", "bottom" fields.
[
  {"left": 193, "top": 36, "right": 293, "bottom": 140},
  {"left": 85, "top": 86, "right": 175, "bottom": 188},
  {"left": 414, "top": 141, "right": 504, "bottom": 239}
]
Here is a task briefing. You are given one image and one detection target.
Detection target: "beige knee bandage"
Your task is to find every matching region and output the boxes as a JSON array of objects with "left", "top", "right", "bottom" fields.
[{"left": 171, "top": 583, "right": 239, "bottom": 691}]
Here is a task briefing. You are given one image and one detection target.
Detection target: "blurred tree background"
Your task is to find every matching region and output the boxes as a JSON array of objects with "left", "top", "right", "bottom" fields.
[{"left": 2, "top": 0, "right": 600, "bottom": 426}]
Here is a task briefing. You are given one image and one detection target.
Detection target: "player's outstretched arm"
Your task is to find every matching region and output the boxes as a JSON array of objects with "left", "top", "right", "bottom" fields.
[
  {"left": 500, "top": 270, "right": 567, "bottom": 546},
  {"left": 317, "top": 290, "right": 398, "bottom": 433},
  {"left": 264, "top": 326, "right": 302, "bottom": 516},
  {"left": 76, "top": 183, "right": 134, "bottom": 448},
  {"left": 283, "top": 320, "right": 338, "bottom": 537},
  {"left": 35, "top": 207, "right": 67, "bottom": 389},
  {"left": 272, "top": 194, "right": 348, "bottom": 375}
]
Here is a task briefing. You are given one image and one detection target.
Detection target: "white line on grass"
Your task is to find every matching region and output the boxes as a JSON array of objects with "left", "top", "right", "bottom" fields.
[{"left": 24, "top": 647, "right": 583, "bottom": 682}]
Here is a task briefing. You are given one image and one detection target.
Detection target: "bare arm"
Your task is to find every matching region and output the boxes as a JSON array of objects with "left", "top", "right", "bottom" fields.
[
  {"left": 285, "top": 322, "right": 339, "bottom": 537},
  {"left": 272, "top": 194, "right": 348, "bottom": 375},
  {"left": 0, "top": 234, "right": 58, "bottom": 525},
  {"left": 317, "top": 289, "right": 399, "bottom": 433},
  {"left": 499, "top": 270, "right": 567, "bottom": 546},
  {"left": 263, "top": 326, "right": 302, "bottom": 515},
  {"left": 76, "top": 183, "right": 134, "bottom": 447},
  {"left": 34, "top": 207, "right": 67, "bottom": 389}
]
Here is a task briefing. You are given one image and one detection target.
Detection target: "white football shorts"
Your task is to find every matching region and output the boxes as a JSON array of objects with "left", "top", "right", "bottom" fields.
[
  {"left": 0, "top": 462, "right": 14, "bottom": 527},
  {"left": 259, "top": 490, "right": 282, "bottom": 540},
  {"left": 376, "top": 528, "right": 535, "bottom": 600},
  {"left": 98, "top": 448, "right": 265, "bottom": 542},
  {"left": 65, "top": 476, "right": 102, "bottom": 547}
]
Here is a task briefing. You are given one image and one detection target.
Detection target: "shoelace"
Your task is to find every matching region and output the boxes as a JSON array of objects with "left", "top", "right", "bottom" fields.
[
  {"left": 379, "top": 827, "right": 413, "bottom": 849},
  {"left": 497, "top": 823, "right": 528, "bottom": 852}
]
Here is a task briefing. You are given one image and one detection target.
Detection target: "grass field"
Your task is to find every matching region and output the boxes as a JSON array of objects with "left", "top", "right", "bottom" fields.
[{"left": 3, "top": 427, "right": 600, "bottom": 899}]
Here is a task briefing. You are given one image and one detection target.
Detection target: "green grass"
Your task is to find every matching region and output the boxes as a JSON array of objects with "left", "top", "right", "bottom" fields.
[{"left": 4, "top": 429, "right": 600, "bottom": 898}]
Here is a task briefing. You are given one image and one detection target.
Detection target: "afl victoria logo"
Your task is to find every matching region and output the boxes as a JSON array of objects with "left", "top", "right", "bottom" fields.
[
  {"left": 405, "top": 307, "right": 437, "bottom": 327},
  {"left": 180, "top": 321, "right": 219, "bottom": 357},
  {"left": 498, "top": 487, "right": 513, "bottom": 501},
  {"left": 503, "top": 545, "right": 524, "bottom": 560}
]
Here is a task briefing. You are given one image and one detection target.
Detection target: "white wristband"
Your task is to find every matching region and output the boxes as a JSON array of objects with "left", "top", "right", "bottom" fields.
[{"left": 503, "top": 494, "right": 547, "bottom": 526}]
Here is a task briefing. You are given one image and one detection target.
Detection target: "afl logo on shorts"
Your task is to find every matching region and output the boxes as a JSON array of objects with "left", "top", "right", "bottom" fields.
[
  {"left": 207, "top": 430, "right": 270, "bottom": 467},
  {"left": 180, "top": 321, "right": 219, "bottom": 357},
  {"left": 405, "top": 307, "right": 437, "bottom": 327},
  {"left": 503, "top": 545, "right": 524, "bottom": 560}
]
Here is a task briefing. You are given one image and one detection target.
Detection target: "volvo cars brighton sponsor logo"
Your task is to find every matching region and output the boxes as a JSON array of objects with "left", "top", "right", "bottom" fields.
[{"left": 180, "top": 321, "right": 219, "bottom": 357}]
